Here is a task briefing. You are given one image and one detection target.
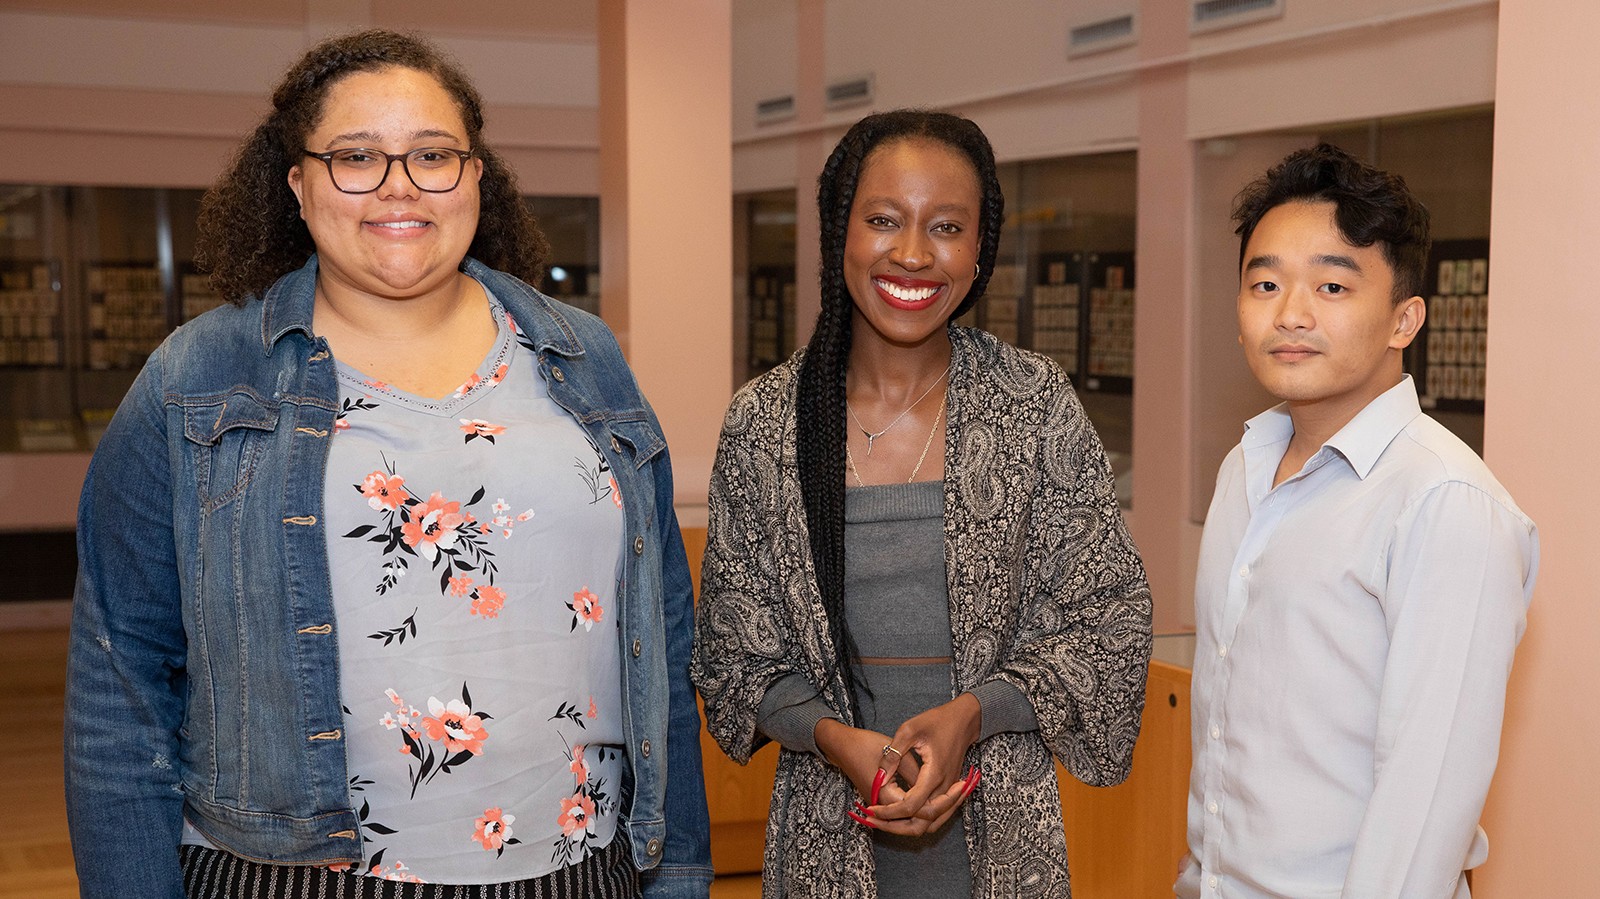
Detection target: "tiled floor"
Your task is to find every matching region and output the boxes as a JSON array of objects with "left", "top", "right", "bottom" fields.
[{"left": 5, "top": 605, "right": 764, "bottom": 899}]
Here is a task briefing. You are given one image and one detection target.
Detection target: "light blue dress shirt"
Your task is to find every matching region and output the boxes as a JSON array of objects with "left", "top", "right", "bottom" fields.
[{"left": 1179, "top": 376, "right": 1538, "bottom": 899}]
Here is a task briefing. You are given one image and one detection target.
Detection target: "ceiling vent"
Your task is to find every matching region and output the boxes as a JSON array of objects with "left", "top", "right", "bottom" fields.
[
  {"left": 755, "top": 94, "right": 795, "bottom": 125},
  {"left": 1191, "top": 0, "right": 1284, "bottom": 34},
  {"left": 1068, "top": 13, "right": 1136, "bottom": 57},
  {"left": 825, "top": 75, "right": 874, "bottom": 110}
]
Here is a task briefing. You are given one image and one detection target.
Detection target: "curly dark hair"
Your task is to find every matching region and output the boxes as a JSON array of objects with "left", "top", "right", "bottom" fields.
[
  {"left": 798, "top": 109, "right": 1005, "bottom": 717},
  {"left": 195, "top": 29, "right": 549, "bottom": 304},
  {"left": 1232, "top": 142, "right": 1431, "bottom": 302}
]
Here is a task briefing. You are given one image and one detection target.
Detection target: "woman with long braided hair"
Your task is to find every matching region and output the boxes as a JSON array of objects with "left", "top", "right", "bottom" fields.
[{"left": 693, "top": 110, "right": 1153, "bottom": 897}]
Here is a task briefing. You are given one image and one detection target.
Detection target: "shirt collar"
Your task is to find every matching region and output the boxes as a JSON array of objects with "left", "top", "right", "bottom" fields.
[{"left": 1242, "top": 375, "right": 1423, "bottom": 481}]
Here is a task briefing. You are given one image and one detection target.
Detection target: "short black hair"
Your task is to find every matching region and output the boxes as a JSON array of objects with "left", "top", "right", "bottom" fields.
[{"left": 1232, "top": 143, "right": 1430, "bottom": 302}]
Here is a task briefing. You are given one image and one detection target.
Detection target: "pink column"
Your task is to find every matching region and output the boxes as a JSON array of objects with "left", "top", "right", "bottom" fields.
[
  {"left": 789, "top": 0, "right": 828, "bottom": 349},
  {"left": 1472, "top": 3, "right": 1600, "bottom": 893},
  {"left": 1131, "top": 0, "right": 1196, "bottom": 633},
  {"left": 598, "top": 0, "right": 733, "bottom": 511}
]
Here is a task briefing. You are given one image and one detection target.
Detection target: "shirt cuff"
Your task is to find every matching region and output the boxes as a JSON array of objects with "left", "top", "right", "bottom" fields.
[
  {"left": 756, "top": 673, "right": 836, "bottom": 756},
  {"left": 971, "top": 679, "right": 1039, "bottom": 740}
]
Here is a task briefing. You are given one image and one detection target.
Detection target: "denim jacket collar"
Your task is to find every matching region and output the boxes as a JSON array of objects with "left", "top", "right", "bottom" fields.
[{"left": 257, "top": 254, "right": 588, "bottom": 359}]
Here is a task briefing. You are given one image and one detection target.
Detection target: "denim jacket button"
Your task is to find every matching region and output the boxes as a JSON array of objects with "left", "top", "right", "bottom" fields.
[
  {"left": 641, "top": 739, "right": 651, "bottom": 758},
  {"left": 634, "top": 536, "right": 644, "bottom": 555},
  {"left": 646, "top": 837, "right": 662, "bottom": 857},
  {"left": 610, "top": 435, "right": 622, "bottom": 454},
  {"left": 632, "top": 638, "right": 642, "bottom": 658},
  {"left": 550, "top": 365, "right": 565, "bottom": 383}
]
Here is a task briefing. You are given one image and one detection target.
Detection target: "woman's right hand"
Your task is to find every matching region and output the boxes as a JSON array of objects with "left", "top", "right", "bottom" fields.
[
  {"left": 815, "top": 718, "right": 897, "bottom": 803},
  {"left": 814, "top": 718, "right": 974, "bottom": 837}
]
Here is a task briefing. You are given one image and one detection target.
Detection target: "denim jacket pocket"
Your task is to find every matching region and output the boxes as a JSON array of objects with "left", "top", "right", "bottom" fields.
[
  {"left": 180, "top": 389, "right": 280, "bottom": 511},
  {"left": 606, "top": 418, "right": 666, "bottom": 470}
]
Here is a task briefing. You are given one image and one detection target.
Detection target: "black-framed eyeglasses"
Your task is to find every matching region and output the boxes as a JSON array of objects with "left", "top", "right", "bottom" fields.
[{"left": 302, "top": 147, "right": 474, "bottom": 194}]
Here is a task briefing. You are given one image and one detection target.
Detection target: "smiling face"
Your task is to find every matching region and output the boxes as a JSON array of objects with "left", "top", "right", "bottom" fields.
[
  {"left": 287, "top": 66, "right": 483, "bottom": 303},
  {"left": 843, "top": 138, "right": 981, "bottom": 351},
  {"left": 1238, "top": 200, "right": 1425, "bottom": 428}
]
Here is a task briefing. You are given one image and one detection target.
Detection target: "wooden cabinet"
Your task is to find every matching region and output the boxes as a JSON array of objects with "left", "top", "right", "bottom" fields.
[{"left": 1056, "top": 661, "right": 1191, "bottom": 897}]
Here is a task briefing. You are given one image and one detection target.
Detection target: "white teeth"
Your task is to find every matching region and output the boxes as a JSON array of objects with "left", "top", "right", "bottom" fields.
[
  {"left": 876, "top": 279, "right": 939, "bottom": 302},
  {"left": 373, "top": 220, "right": 427, "bottom": 229}
]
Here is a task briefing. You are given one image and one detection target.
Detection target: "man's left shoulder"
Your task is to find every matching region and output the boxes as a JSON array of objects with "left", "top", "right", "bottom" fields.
[{"left": 1387, "top": 414, "right": 1529, "bottom": 521}]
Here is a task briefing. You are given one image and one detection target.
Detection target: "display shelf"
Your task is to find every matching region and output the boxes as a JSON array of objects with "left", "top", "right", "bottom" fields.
[
  {"left": 748, "top": 264, "right": 795, "bottom": 374},
  {"left": 1417, "top": 239, "right": 1489, "bottom": 412},
  {"left": 1084, "top": 251, "right": 1135, "bottom": 392},
  {"left": 85, "top": 262, "right": 167, "bottom": 370},
  {"left": 1031, "top": 254, "right": 1081, "bottom": 373},
  {"left": 0, "top": 260, "right": 64, "bottom": 368},
  {"left": 180, "top": 266, "right": 225, "bottom": 322}
]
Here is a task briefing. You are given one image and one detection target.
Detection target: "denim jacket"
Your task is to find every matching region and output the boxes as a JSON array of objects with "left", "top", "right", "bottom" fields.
[{"left": 65, "top": 256, "right": 712, "bottom": 899}]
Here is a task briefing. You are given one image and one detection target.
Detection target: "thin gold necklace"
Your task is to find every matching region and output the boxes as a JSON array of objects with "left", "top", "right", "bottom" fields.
[
  {"left": 845, "top": 362, "right": 951, "bottom": 456},
  {"left": 847, "top": 396, "right": 945, "bottom": 487}
]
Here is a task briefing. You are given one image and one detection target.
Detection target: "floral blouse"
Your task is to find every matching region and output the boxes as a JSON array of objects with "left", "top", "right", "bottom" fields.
[{"left": 272, "top": 291, "right": 624, "bottom": 884}]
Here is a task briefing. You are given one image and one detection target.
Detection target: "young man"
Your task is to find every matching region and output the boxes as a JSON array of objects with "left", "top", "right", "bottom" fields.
[{"left": 1177, "top": 144, "right": 1538, "bottom": 899}]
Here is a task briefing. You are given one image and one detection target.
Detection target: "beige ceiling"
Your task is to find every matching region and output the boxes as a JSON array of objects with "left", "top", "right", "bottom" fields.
[{"left": 0, "top": 0, "right": 599, "bottom": 39}]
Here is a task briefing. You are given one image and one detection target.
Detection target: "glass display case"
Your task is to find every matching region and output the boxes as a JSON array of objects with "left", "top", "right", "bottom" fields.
[
  {"left": 738, "top": 190, "right": 798, "bottom": 382},
  {"left": 975, "top": 151, "right": 1138, "bottom": 506},
  {"left": 0, "top": 185, "right": 603, "bottom": 453}
]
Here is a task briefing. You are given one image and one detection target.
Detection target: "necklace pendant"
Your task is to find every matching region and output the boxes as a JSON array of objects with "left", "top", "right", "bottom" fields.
[{"left": 864, "top": 434, "right": 875, "bottom": 456}]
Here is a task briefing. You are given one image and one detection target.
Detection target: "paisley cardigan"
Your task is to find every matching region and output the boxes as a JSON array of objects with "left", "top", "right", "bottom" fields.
[{"left": 691, "top": 327, "right": 1153, "bottom": 899}]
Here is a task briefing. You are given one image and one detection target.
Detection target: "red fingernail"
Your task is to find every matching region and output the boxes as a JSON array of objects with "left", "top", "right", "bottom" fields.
[
  {"left": 847, "top": 809, "right": 877, "bottom": 829},
  {"left": 853, "top": 802, "right": 874, "bottom": 818},
  {"left": 961, "top": 766, "right": 981, "bottom": 798},
  {"left": 870, "top": 769, "right": 886, "bottom": 806}
]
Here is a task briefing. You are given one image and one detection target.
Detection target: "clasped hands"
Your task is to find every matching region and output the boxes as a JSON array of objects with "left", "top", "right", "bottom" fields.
[{"left": 814, "top": 692, "right": 982, "bottom": 836}]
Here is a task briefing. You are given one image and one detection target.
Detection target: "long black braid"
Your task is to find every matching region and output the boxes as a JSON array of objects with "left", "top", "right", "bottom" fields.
[{"left": 797, "top": 109, "right": 1005, "bottom": 720}]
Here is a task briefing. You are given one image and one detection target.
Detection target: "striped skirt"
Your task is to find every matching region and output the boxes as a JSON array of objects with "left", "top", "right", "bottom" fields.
[{"left": 178, "top": 840, "right": 639, "bottom": 899}]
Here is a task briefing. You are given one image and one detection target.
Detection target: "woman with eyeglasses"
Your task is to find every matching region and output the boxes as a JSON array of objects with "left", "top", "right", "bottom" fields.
[
  {"left": 692, "top": 110, "right": 1153, "bottom": 897},
  {"left": 65, "top": 30, "right": 710, "bottom": 899}
]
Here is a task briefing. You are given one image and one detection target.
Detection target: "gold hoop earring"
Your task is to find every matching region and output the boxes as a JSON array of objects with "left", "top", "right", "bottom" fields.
[{"left": 974, "top": 263, "right": 981, "bottom": 278}]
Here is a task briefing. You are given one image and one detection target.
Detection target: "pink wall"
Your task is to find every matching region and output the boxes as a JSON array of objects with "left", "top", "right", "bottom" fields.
[{"left": 1472, "top": 3, "right": 1600, "bottom": 892}]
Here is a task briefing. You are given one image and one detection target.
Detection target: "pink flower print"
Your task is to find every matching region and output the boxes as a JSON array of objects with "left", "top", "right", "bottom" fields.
[
  {"left": 449, "top": 575, "right": 475, "bottom": 597},
  {"left": 557, "top": 793, "right": 596, "bottom": 838},
  {"left": 471, "top": 584, "right": 506, "bottom": 619},
  {"left": 420, "top": 696, "right": 489, "bottom": 755},
  {"left": 374, "top": 860, "right": 421, "bottom": 883},
  {"left": 360, "top": 471, "right": 409, "bottom": 510},
  {"left": 460, "top": 419, "right": 506, "bottom": 443},
  {"left": 570, "top": 587, "right": 603, "bottom": 632},
  {"left": 472, "top": 807, "right": 517, "bottom": 851},
  {"left": 326, "top": 860, "right": 354, "bottom": 874},
  {"left": 454, "top": 372, "right": 483, "bottom": 398},
  {"left": 492, "top": 498, "right": 510, "bottom": 513},
  {"left": 517, "top": 509, "right": 534, "bottom": 522},
  {"left": 489, "top": 363, "right": 510, "bottom": 385},
  {"left": 506, "top": 310, "right": 520, "bottom": 334},
  {"left": 401, "top": 492, "right": 465, "bottom": 561},
  {"left": 609, "top": 476, "right": 623, "bottom": 509},
  {"left": 363, "top": 379, "right": 389, "bottom": 391},
  {"left": 569, "top": 745, "right": 589, "bottom": 784},
  {"left": 334, "top": 417, "right": 350, "bottom": 432},
  {"left": 587, "top": 696, "right": 597, "bottom": 719},
  {"left": 382, "top": 689, "right": 421, "bottom": 734}
]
